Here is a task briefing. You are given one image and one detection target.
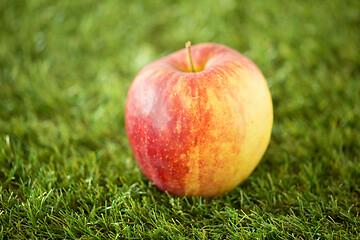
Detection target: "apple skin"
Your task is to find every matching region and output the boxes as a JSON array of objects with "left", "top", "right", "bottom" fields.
[{"left": 125, "top": 43, "right": 273, "bottom": 197}]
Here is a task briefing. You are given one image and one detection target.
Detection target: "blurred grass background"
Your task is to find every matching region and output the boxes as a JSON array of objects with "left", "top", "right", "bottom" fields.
[{"left": 0, "top": 0, "right": 359, "bottom": 238}]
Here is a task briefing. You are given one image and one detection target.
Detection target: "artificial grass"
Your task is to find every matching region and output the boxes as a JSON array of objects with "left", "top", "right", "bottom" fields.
[{"left": 1, "top": 0, "right": 359, "bottom": 239}]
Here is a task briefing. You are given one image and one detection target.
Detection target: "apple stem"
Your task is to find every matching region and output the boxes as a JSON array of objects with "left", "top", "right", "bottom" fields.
[{"left": 186, "top": 41, "right": 195, "bottom": 72}]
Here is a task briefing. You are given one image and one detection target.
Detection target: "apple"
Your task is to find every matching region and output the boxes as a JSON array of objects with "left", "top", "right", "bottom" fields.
[{"left": 125, "top": 42, "right": 273, "bottom": 197}]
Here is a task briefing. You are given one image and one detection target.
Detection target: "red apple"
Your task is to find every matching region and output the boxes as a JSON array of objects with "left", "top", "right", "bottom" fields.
[{"left": 125, "top": 42, "right": 273, "bottom": 197}]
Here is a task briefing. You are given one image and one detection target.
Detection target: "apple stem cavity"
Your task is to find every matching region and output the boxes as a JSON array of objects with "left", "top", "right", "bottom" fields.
[{"left": 186, "top": 41, "right": 195, "bottom": 72}]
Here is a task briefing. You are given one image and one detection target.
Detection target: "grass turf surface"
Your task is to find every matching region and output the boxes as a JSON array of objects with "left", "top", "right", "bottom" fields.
[{"left": 1, "top": 0, "right": 360, "bottom": 239}]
